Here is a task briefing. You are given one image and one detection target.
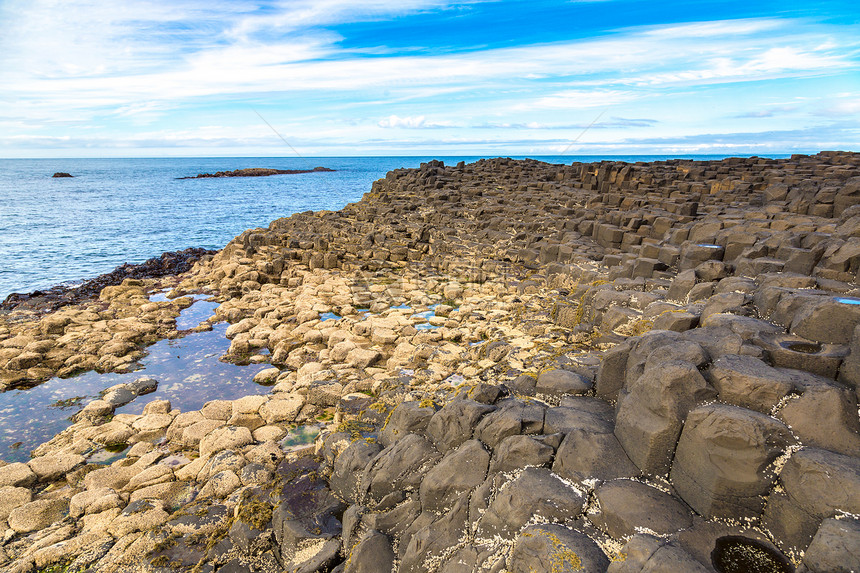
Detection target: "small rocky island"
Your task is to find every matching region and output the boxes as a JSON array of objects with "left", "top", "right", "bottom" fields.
[
  {"left": 1, "top": 153, "right": 859, "bottom": 572},
  {"left": 51, "top": 172, "right": 73, "bottom": 178},
  {"left": 180, "top": 167, "right": 335, "bottom": 179}
]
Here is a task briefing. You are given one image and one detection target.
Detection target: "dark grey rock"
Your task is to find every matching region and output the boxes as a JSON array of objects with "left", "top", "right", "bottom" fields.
[
  {"left": 607, "top": 534, "right": 709, "bottom": 573},
  {"left": 680, "top": 326, "right": 744, "bottom": 359},
  {"left": 509, "top": 524, "right": 609, "bottom": 573},
  {"left": 509, "top": 374, "right": 538, "bottom": 396},
  {"left": 473, "top": 398, "right": 545, "bottom": 449},
  {"left": 755, "top": 332, "right": 849, "bottom": 378},
  {"left": 272, "top": 457, "right": 344, "bottom": 560},
  {"left": 438, "top": 544, "right": 479, "bottom": 573},
  {"left": 648, "top": 341, "right": 710, "bottom": 372},
  {"left": 667, "top": 269, "right": 697, "bottom": 302},
  {"left": 361, "top": 497, "right": 421, "bottom": 541},
  {"left": 362, "top": 433, "right": 441, "bottom": 509},
  {"left": 670, "top": 404, "right": 793, "bottom": 519},
  {"left": 419, "top": 439, "right": 489, "bottom": 514},
  {"left": 700, "top": 312, "right": 782, "bottom": 339},
  {"left": 544, "top": 398, "right": 614, "bottom": 434},
  {"left": 489, "top": 434, "right": 554, "bottom": 474},
  {"left": 344, "top": 530, "right": 395, "bottom": 573},
  {"left": 707, "top": 354, "right": 795, "bottom": 413},
  {"left": 425, "top": 399, "right": 496, "bottom": 453},
  {"left": 589, "top": 479, "right": 693, "bottom": 539},
  {"left": 399, "top": 497, "right": 470, "bottom": 573},
  {"left": 291, "top": 538, "right": 341, "bottom": 573},
  {"left": 837, "top": 322, "right": 860, "bottom": 389},
  {"left": 651, "top": 310, "right": 699, "bottom": 332},
  {"left": 476, "top": 467, "right": 584, "bottom": 539},
  {"left": 536, "top": 369, "right": 593, "bottom": 397},
  {"left": 129, "top": 376, "right": 158, "bottom": 395},
  {"left": 552, "top": 429, "right": 639, "bottom": 486},
  {"left": 775, "top": 371, "right": 860, "bottom": 457},
  {"left": 778, "top": 447, "right": 860, "bottom": 524},
  {"left": 461, "top": 382, "right": 504, "bottom": 404},
  {"left": 802, "top": 517, "right": 860, "bottom": 573},
  {"left": 379, "top": 401, "right": 437, "bottom": 446},
  {"left": 595, "top": 339, "right": 632, "bottom": 402},
  {"left": 791, "top": 296, "right": 860, "bottom": 344},
  {"left": 623, "top": 331, "right": 683, "bottom": 386},
  {"left": 330, "top": 439, "right": 382, "bottom": 504},
  {"left": 614, "top": 360, "right": 716, "bottom": 475}
]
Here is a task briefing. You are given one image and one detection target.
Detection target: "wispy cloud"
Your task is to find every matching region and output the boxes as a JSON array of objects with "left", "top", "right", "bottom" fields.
[
  {"left": 1, "top": 1, "right": 858, "bottom": 156},
  {"left": 377, "top": 115, "right": 453, "bottom": 128}
]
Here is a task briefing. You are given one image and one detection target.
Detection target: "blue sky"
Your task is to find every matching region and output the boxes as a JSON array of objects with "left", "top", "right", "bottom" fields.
[{"left": 1, "top": 0, "right": 858, "bottom": 157}]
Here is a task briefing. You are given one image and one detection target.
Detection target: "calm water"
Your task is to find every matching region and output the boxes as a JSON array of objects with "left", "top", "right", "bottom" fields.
[
  {"left": 0, "top": 295, "right": 275, "bottom": 462},
  {"left": 0, "top": 155, "right": 765, "bottom": 300}
]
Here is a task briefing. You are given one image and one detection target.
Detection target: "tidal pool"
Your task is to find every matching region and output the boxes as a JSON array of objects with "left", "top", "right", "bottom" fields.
[{"left": 0, "top": 298, "right": 274, "bottom": 462}]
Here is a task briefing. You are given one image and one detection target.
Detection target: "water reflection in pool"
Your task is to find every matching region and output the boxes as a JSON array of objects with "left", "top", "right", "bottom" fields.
[{"left": 0, "top": 298, "right": 274, "bottom": 462}]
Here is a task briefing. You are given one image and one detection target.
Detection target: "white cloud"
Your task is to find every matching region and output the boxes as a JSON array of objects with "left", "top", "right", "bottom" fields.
[
  {"left": 377, "top": 115, "right": 453, "bottom": 128},
  {"left": 1, "top": 2, "right": 859, "bottom": 155},
  {"left": 518, "top": 90, "right": 638, "bottom": 110}
]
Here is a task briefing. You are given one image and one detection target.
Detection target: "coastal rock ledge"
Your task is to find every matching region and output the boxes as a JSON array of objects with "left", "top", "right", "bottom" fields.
[
  {"left": 1, "top": 152, "right": 860, "bottom": 572},
  {"left": 180, "top": 167, "right": 335, "bottom": 179}
]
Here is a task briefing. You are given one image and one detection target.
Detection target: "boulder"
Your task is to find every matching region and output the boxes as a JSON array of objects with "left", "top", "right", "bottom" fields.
[
  {"left": 0, "top": 486, "right": 31, "bottom": 522},
  {"left": 28, "top": 452, "right": 85, "bottom": 482},
  {"left": 7, "top": 498, "right": 68, "bottom": 533},
  {"left": 199, "top": 425, "right": 254, "bottom": 458},
  {"left": 0, "top": 462, "right": 37, "bottom": 488},
  {"left": 489, "top": 434, "right": 555, "bottom": 474},
  {"left": 473, "top": 398, "right": 545, "bottom": 449},
  {"left": 791, "top": 296, "right": 860, "bottom": 344},
  {"left": 775, "top": 371, "right": 860, "bottom": 457}
]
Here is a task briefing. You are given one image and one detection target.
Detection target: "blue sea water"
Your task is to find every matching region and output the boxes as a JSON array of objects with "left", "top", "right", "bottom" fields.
[{"left": 0, "top": 154, "right": 785, "bottom": 300}]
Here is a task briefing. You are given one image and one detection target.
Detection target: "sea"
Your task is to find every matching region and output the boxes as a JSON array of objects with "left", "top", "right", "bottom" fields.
[{"left": 0, "top": 154, "right": 790, "bottom": 460}]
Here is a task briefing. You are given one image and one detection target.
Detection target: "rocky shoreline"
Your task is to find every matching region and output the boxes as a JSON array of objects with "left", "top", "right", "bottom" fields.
[
  {"left": 179, "top": 167, "right": 335, "bottom": 180},
  {"left": 1, "top": 153, "right": 859, "bottom": 572}
]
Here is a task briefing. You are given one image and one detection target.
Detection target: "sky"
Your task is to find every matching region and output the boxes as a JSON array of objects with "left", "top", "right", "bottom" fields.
[{"left": 0, "top": 0, "right": 859, "bottom": 158}]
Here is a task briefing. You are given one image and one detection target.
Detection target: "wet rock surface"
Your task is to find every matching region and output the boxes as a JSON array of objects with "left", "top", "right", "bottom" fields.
[{"left": 2, "top": 153, "right": 860, "bottom": 571}]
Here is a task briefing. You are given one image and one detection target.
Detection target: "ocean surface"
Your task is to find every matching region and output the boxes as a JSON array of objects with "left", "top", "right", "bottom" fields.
[{"left": 0, "top": 155, "right": 782, "bottom": 300}]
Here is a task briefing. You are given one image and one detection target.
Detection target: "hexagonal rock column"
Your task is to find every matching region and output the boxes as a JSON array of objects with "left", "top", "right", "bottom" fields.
[
  {"left": 791, "top": 296, "right": 860, "bottom": 344},
  {"left": 614, "top": 360, "right": 716, "bottom": 476},
  {"left": 509, "top": 524, "right": 609, "bottom": 573},
  {"left": 669, "top": 404, "right": 794, "bottom": 519},
  {"left": 763, "top": 447, "right": 860, "bottom": 554}
]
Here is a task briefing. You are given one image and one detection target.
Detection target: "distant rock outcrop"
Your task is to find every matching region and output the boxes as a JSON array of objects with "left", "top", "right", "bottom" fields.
[
  {"left": 180, "top": 167, "right": 334, "bottom": 179},
  {"left": 51, "top": 172, "right": 73, "bottom": 178}
]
